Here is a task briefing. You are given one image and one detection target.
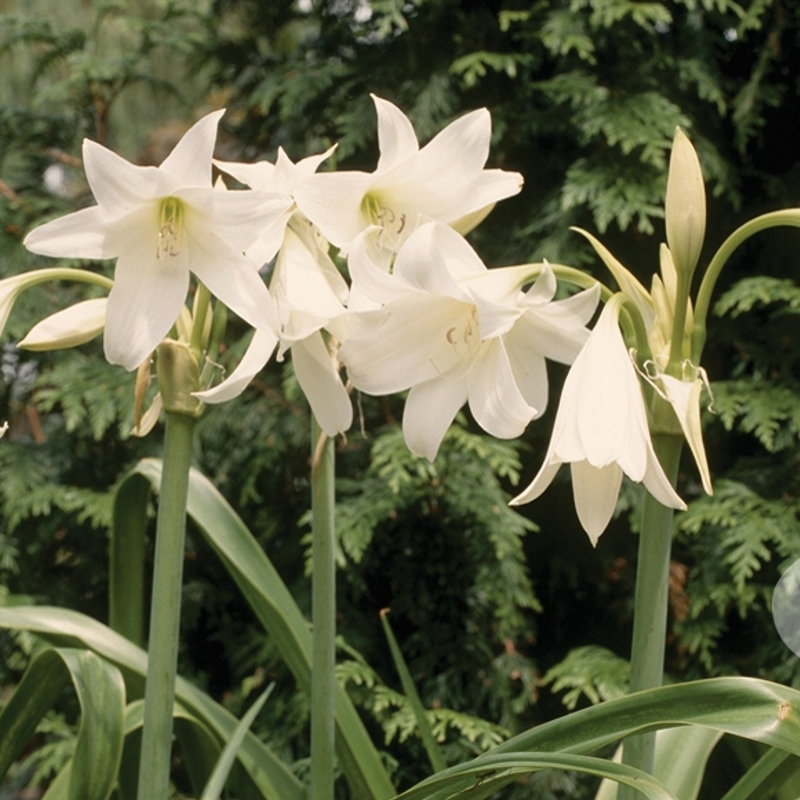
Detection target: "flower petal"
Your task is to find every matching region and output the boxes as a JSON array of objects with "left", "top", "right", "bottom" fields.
[
  {"left": 83, "top": 140, "right": 170, "bottom": 212},
  {"left": 340, "top": 294, "right": 467, "bottom": 395},
  {"left": 104, "top": 242, "right": 189, "bottom": 370},
  {"left": 467, "top": 339, "right": 536, "bottom": 439},
  {"left": 24, "top": 206, "right": 115, "bottom": 259},
  {"left": 571, "top": 461, "right": 623, "bottom": 546},
  {"left": 373, "top": 95, "right": 419, "bottom": 172},
  {"left": 510, "top": 456, "right": 562, "bottom": 506},
  {"left": 196, "top": 328, "right": 278, "bottom": 404},
  {"left": 292, "top": 332, "right": 352, "bottom": 436},
  {"left": 403, "top": 373, "right": 469, "bottom": 460},
  {"left": 159, "top": 109, "right": 225, "bottom": 187},
  {"left": 294, "top": 171, "right": 375, "bottom": 248}
]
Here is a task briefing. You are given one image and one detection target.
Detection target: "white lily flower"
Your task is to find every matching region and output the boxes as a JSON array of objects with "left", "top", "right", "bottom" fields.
[
  {"left": 24, "top": 109, "right": 288, "bottom": 370},
  {"left": 197, "top": 225, "right": 353, "bottom": 436},
  {"left": 214, "top": 145, "right": 336, "bottom": 265},
  {"left": 511, "top": 296, "right": 686, "bottom": 546},
  {"left": 293, "top": 95, "right": 523, "bottom": 266},
  {"left": 340, "top": 222, "right": 572, "bottom": 460}
]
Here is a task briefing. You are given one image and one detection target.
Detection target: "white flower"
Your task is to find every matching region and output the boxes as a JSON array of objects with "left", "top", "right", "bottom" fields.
[
  {"left": 511, "top": 296, "right": 686, "bottom": 545},
  {"left": 214, "top": 145, "right": 336, "bottom": 265},
  {"left": 24, "top": 110, "right": 288, "bottom": 370},
  {"left": 293, "top": 95, "right": 523, "bottom": 266},
  {"left": 339, "top": 222, "right": 592, "bottom": 460},
  {"left": 197, "top": 225, "right": 353, "bottom": 436}
]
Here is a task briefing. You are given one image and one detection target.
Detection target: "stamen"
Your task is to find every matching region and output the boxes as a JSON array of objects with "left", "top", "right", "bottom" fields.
[{"left": 157, "top": 197, "right": 184, "bottom": 259}]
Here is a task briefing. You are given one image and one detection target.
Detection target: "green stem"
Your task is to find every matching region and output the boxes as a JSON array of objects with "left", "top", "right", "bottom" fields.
[
  {"left": 617, "top": 433, "right": 683, "bottom": 800},
  {"left": 692, "top": 209, "right": 800, "bottom": 363},
  {"left": 136, "top": 411, "right": 196, "bottom": 800},
  {"left": 311, "top": 418, "right": 336, "bottom": 800}
]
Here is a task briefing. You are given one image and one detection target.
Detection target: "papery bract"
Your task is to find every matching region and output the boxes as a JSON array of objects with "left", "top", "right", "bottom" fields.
[
  {"left": 511, "top": 296, "right": 686, "bottom": 545},
  {"left": 24, "top": 110, "right": 287, "bottom": 370},
  {"left": 293, "top": 95, "right": 523, "bottom": 267}
]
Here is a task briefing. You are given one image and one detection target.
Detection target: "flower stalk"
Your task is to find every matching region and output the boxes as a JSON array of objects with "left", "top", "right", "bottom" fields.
[
  {"left": 617, "top": 431, "right": 684, "bottom": 800},
  {"left": 311, "top": 417, "right": 336, "bottom": 800},
  {"left": 136, "top": 409, "right": 196, "bottom": 800}
]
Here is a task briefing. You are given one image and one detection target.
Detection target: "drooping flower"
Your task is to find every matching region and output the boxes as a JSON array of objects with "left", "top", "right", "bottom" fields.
[
  {"left": 339, "top": 222, "right": 595, "bottom": 460},
  {"left": 293, "top": 95, "right": 523, "bottom": 266},
  {"left": 24, "top": 110, "right": 288, "bottom": 370},
  {"left": 197, "top": 224, "right": 352, "bottom": 436},
  {"left": 511, "top": 295, "right": 686, "bottom": 545}
]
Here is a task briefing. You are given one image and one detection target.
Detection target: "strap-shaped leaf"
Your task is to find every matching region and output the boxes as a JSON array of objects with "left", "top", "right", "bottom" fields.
[
  {"left": 400, "top": 752, "right": 679, "bottom": 800},
  {"left": 0, "top": 647, "right": 125, "bottom": 800},
  {"left": 395, "top": 677, "right": 800, "bottom": 800},
  {"left": 117, "top": 458, "right": 396, "bottom": 800},
  {"left": 0, "top": 606, "right": 305, "bottom": 800}
]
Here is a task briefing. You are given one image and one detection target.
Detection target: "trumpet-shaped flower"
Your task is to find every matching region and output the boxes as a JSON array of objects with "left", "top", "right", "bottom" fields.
[
  {"left": 197, "top": 224, "right": 353, "bottom": 436},
  {"left": 24, "top": 110, "right": 288, "bottom": 370},
  {"left": 511, "top": 296, "right": 686, "bottom": 545},
  {"left": 339, "top": 222, "right": 595, "bottom": 460},
  {"left": 293, "top": 95, "right": 523, "bottom": 266}
]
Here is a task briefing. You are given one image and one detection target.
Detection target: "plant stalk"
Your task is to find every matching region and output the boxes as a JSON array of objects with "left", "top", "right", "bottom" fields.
[
  {"left": 311, "top": 418, "right": 336, "bottom": 800},
  {"left": 136, "top": 411, "right": 196, "bottom": 800},
  {"left": 617, "top": 433, "right": 683, "bottom": 800}
]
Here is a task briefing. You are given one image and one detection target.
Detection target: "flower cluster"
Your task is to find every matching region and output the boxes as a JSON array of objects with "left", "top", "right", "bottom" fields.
[{"left": 17, "top": 97, "right": 715, "bottom": 543}]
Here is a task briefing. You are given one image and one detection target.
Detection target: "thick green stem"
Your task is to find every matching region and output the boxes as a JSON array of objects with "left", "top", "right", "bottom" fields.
[
  {"left": 136, "top": 411, "right": 196, "bottom": 800},
  {"left": 618, "top": 433, "right": 683, "bottom": 800},
  {"left": 311, "top": 418, "right": 336, "bottom": 800}
]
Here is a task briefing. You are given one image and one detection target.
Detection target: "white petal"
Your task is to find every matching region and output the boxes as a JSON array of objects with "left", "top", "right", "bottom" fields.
[
  {"left": 467, "top": 340, "right": 536, "bottom": 439},
  {"left": 502, "top": 322, "right": 549, "bottom": 413},
  {"left": 571, "top": 461, "right": 623, "bottom": 545},
  {"left": 215, "top": 159, "right": 277, "bottom": 190},
  {"left": 373, "top": 95, "right": 419, "bottom": 172},
  {"left": 403, "top": 374, "right": 469, "bottom": 460},
  {"left": 159, "top": 109, "right": 225, "bottom": 187},
  {"left": 196, "top": 328, "right": 278, "bottom": 403},
  {"left": 19, "top": 298, "right": 106, "bottom": 351},
  {"left": 83, "top": 140, "right": 170, "bottom": 211},
  {"left": 442, "top": 168, "right": 523, "bottom": 226},
  {"left": 339, "top": 295, "right": 467, "bottom": 394},
  {"left": 393, "top": 223, "right": 467, "bottom": 299},
  {"left": 510, "top": 456, "right": 562, "bottom": 506},
  {"left": 642, "top": 441, "right": 688, "bottom": 511},
  {"left": 274, "top": 228, "right": 346, "bottom": 322},
  {"left": 104, "top": 244, "right": 189, "bottom": 370},
  {"left": 294, "top": 171, "right": 375, "bottom": 248},
  {"left": 24, "top": 206, "right": 114, "bottom": 259},
  {"left": 292, "top": 333, "right": 352, "bottom": 436}
]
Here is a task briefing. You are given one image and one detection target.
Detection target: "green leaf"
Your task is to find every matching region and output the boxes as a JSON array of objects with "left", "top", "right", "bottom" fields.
[
  {"left": 720, "top": 746, "right": 800, "bottom": 800},
  {"left": 380, "top": 610, "right": 446, "bottom": 773},
  {"left": 396, "top": 752, "right": 678, "bottom": 800},
  {"left": 0, "top": 606, "right": 306, "bottom": 800},
  {"left": 0, "top": 647, "right": 125, "bottom": 800},
  {"left": 595, "top": 727, "right": 723, "bottom": 800},
  {"left": 398, "top": 677, "right": 800, "bottom": 800},
  {"left": 200, "top": 685, "right": 274, "bottom": 800},
  {"left": 115, "top": 458, "right": 396, "bottom": 800}
]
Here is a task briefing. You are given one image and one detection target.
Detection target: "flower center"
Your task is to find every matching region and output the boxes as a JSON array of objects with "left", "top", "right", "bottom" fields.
[
  {"left": 157, "top": 197, "right": 184, "bottom": 259},
  {"left": 444, "top": 305, "right": 481, "bottom": 360},
  {"left": 361, "top": 193, "right": 407, "bottom": 252}
]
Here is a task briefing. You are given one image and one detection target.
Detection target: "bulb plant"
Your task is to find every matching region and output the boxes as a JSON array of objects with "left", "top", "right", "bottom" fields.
[{"left": 0, "top": 96, "right": 799, "bottom": 800}]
